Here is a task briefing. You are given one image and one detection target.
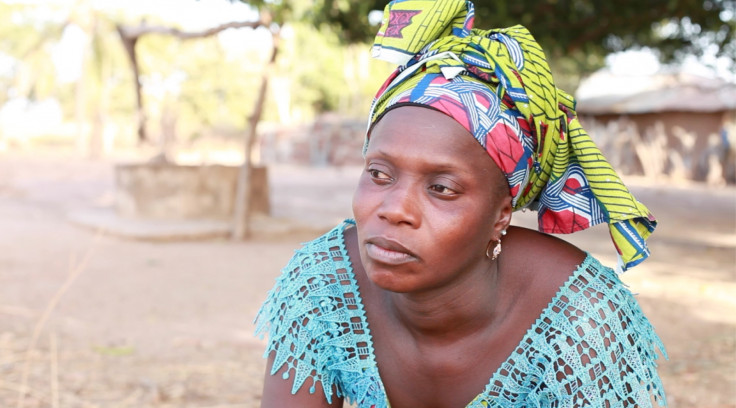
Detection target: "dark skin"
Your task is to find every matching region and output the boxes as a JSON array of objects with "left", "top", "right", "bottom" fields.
[{"left": 261, "top": 106, "right": 585, "bottom": 408}]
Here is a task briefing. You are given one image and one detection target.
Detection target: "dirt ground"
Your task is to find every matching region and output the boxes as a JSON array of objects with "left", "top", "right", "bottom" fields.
[{"left": 1, "top": 150, "right": 734, "bottom": 408}]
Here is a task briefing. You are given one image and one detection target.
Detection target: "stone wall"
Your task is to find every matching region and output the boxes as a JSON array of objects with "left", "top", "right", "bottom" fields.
[{"left": 115, "top": 163, "right": 269, "bottom": 220}]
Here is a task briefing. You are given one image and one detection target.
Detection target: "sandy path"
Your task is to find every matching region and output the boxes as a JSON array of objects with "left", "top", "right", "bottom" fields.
[{"left": 0, "top": 151, "right": 734, "bottom": 407}]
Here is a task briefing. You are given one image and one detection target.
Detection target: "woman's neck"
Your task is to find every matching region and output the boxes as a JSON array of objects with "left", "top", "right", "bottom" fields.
[
  {"left": 344, "top": 225, "right": 511, "bottom": 344},
  {"left": 384, "top": 261, "right": 506, "bottom": 344}
]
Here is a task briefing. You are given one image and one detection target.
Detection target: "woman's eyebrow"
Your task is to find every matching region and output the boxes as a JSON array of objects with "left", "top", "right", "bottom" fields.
[{"left": 372, "top": 148, "right": 472, "bottom": 174}]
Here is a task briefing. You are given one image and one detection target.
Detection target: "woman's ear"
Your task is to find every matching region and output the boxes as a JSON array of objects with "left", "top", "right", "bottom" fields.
[{"left": 492, "top": 194, "right": 513, "bottom": 239}]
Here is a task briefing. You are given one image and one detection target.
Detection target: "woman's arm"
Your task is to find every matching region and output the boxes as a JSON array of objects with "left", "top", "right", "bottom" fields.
[{"left": 260, "top": 354, "right": 344, "bottom": 408}]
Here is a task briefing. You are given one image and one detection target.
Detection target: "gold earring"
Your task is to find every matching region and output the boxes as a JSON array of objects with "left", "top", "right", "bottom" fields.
[
  {"left": 485, "top": 239, "right": 502, "bottom": 260},
  {"left": 485, "top": 229, "right": 506, "bottom": 260}
]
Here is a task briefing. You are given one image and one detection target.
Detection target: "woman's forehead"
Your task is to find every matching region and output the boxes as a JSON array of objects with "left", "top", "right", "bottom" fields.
[
  {"left": 372, "top": 106, "right": 473, "bottom": 142},
  {"left": 368, "top": 106, "right": 496, "bottom": 171},
  {"left": 372, "top": 106, "right": 473, "bottom": 146}
]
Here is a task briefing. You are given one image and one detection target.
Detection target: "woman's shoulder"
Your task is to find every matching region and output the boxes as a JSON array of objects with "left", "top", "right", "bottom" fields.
[
  {"left": 527, "top": 255, "right": 667, "bottom": 405},
  {"left": 503, "top": 226, "right": 587, "bottom": 300},
  {"left": 503, "top": 226, "right": 641, "bottom": 311},
  {"left": 265, "top": 220, "right": 353, "bottom": 280},
  {"left": 257, "top": 220, "right": 355, "bottom": 309},
  {"left": 292, "top": 220, "right": 354, "bottom": 258},
  {"left": 502, "top": 228, "right": 668, "bottom": 405},
  {"left": 505, "top": 226, "right": 586, "bottom": 270},
  {"left": 255, "top": 220, "right": 370, "bottom": 403}
]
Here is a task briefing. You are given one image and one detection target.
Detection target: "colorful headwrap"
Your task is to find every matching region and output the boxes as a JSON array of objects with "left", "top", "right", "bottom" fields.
[{"left": 366, "top": 0, "right": 656, "bottom": 271}]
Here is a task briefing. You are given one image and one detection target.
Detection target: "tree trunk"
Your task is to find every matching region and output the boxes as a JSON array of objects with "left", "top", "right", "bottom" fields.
[
  {"left": 231, "top": 28, "right": 280, "bottom": 240},
  {"left": 116, "top": 25, "right": 147, "bottom": 143},
  {"left": 74, "top": 36, "right": 89, "bottom": 154}
]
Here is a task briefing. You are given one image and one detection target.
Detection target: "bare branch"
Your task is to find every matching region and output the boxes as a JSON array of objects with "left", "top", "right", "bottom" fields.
[{"left": 117, "top": 19, "right": 268, "bottom": 41}]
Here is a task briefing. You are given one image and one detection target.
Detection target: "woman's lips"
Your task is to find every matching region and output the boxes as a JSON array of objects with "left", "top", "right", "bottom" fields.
[{"left": 365, "top": 237, "right": 417, "bottom": 265}]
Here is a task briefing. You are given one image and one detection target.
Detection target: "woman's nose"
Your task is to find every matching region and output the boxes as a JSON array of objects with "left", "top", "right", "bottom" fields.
[{"left": 377, "top": 183, "right": 420, "bottom": 227}]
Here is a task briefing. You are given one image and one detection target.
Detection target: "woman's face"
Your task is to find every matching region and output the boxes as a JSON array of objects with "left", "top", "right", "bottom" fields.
[{"left": 353, "top": 106, "right": 511, "bottom": 294}]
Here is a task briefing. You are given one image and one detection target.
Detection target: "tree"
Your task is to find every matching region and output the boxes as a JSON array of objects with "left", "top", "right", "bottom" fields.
[
  {"left": 116, "top": 17, "right": 270, "bottom": 143},
  {"left": 113, "top": 8, "right": 281, "bottom": 241},
  {"left": 295, "top": 0, "right": 736, "bottom": 87}
]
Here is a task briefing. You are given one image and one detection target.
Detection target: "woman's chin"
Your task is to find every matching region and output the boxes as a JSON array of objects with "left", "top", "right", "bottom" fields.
[{"left": 365, "top": 268, "right": 415, "bottom": 293}]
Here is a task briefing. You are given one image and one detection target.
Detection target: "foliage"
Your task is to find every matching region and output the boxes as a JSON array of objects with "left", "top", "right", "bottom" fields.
[
  {"left": 239, "top": 0, "right": 736, "bottom": 79},
  {"left": 0, "top": 3, "right": 65, "bottom": 105},
  {"left": 6, "top": 0, "right": 731, "bottom": 151},
  {"left": 1, "top": 0, "right": 393, "bottom": 149},
  {"left": 282, "top": 24, "right": 347, "bottom": 113},
  {"left": 0, "top": 3, "right": 136, "bottom": 122},
  {"left": 280, "top": 23, "right": 393, "bottom": 117}
]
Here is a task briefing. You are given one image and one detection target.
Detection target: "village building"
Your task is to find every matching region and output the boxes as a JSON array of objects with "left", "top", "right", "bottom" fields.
[{"left": 576, "top": 71, "right": 735, "bottom": 184}]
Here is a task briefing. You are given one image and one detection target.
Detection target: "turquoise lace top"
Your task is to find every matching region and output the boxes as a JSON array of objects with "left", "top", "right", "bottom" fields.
[{"left": 255, "top": 221, "right": 667, "bottom": 407}]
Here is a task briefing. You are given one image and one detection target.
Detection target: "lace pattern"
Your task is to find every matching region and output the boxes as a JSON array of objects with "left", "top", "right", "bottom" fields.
[
  {"left": 256, "top": 221, "right": 667, "bottom": 407},
  {"left": 469, "top": 256, "right": 667, "bottom": 407},
  {"left": 255, "top": 221, "right": 387, "bottom": 406}
]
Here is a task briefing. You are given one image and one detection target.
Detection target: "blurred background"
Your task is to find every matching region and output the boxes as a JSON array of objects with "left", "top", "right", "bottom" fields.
[{"left": 0, "top": 0, "right": 734, "bottom": 407}]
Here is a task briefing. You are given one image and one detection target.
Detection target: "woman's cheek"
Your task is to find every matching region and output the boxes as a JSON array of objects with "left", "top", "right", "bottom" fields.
[{"left": 352, "top": 176, "right": 372, "bottom": 220}]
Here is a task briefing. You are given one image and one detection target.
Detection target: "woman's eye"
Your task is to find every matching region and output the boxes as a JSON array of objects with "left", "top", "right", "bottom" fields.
[
  {"left": 429, "top": 184, "right": 456, "bottom": 195},
  {"left": 368, "top": 168, "right": 391, "bottom": 181}
]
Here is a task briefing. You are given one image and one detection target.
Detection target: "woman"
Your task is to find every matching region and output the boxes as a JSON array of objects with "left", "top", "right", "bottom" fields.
[{"left": 256, "top": 1, "right": 667, "bottom": 407}]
